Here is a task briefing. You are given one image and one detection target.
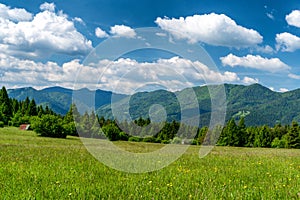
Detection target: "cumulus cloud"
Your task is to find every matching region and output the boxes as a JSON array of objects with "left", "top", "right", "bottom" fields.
[
  {"left": 0, "top": 3, "right": 32, "bottom": 21},
  {"left": 155, "top": 13, "right": 263, "bottom": 48},
  {"left": 73, "top": 17, "right": 85, "bottom": 25},
  {"left": 110, "top": 25, "right": 136, "bottom": 38},
  {"left": 0, "top": 3, "right": 92, "bottom": 58},
  {"left": 0, "top": 55, "right": 241, "bottom": 93},
  {"left": 80, "top": 56, "right": 240, "bottom": 93},
  {"left": 255, "top": 45, "right": 274, "bottom": 54},
  {"left": 288, "top": 73, "right": 300, "bottom": 80},
  {"left": 220, "top": 53, "right": 291, "bottom": 73},
  {"left": 95, "top": 27, "right": 109, "bottom": 38},
  {"left": 276, "top": 32, "right": 300, "bottom": 52},
  {"left": 286, "top": 10, "right": 300, "bottom": 28},
  {"left": 39, "top": 2, "right": 55, "bottom": 12},
  {"left": 279, "top": 88, "right": 289, "bottom": 92},
  {"left": 242, "top": 77, "right": 259, "bottom": 84}
]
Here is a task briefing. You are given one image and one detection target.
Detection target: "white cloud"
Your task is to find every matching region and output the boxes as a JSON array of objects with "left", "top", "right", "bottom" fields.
[
  {"left": 155, "top": 32, "right": 167, "bottom": 37},
  {"left": 95, "top": 27, "right": 109, "bottom": 38},
  {"left": 0, "top": 3, "right": 32, "bottom": 22},
  {"left": 279, "top": 88, "right": 289, "bottom": 92},
  {"left": 264, "top": 5, "right": 275, "bottom": 20},
  {"left": 276, "top": 32, "right": 300, "bottom": 52},
  {"left": 220, "top": 53, "right": 291, "bottom": 73},
  {"left": 266, "top": 13, "right": 274, "bottom": 20},
  {"left": 286, "top": 10, "right": 300, "bottom": 28},
  {"left": 288, "top": 73, "right": 300, "bottom": 80},
  {"left": 0, "top": 3, "right": 92, "bottom": 58},
  {"left": 255, "top": 45, "right": 274, "bottom": 54},
  {"left": 40, "top": 2, "right": 56, "bottom": 12},
  {"left": 73, "top": 17, "right": 85, "bottom": 25},
  {"left": 242, "top": 76, "right": 259, "bottom": 84},
  {"left": 110, "top": 25, "right": 136, "bottom": 38},
  {"left": 0, "top": 55, "right": 241, "bottom": 93},
  {"left": 155, "top": 13, "right": 263, "bottom": 48}
]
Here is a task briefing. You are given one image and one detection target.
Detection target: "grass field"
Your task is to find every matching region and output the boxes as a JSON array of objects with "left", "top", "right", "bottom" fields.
[{"left": 0, "top": 127, "right": 300, "bottom": 199}]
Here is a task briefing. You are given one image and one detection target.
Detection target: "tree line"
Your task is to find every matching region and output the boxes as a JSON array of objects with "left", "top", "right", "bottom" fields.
[{"left": 0, "top": 86, "right": 299, "bottom": 148}]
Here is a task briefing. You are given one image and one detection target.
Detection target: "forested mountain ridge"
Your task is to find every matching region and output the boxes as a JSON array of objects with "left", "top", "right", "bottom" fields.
[
  {"left": 97, "top": 83, "right": 300, "bottom": 126},
  {"left": 7, "top": 83, "right": 300, "bottom": 126},
  {"left": 7, "top": 87, "right": 127, "bottom": 115}
]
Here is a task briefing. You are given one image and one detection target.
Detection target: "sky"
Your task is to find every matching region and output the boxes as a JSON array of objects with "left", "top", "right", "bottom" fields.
[{"left": 1, "top": 0, "right": 300, "bottom": 93}]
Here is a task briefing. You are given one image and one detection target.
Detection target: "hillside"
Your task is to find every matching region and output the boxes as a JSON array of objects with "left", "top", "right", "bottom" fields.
[
  {"left": 7, "top": 87, "right": 126, "bottom": 115},
  {"left": 97, "top": 83, "right": 300, "bottom": 126},
  {"left": 7, "top": 84, "right": 300, "bottom": 126}
]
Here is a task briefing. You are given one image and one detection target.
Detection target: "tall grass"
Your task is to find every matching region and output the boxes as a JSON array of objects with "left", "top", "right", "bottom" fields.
[{"left": 0, "top": 127, "right": 299, "bottom": 199}]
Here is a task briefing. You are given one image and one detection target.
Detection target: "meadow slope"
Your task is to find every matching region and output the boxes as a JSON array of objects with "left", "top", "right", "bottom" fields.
[{"left": 0, "top": 127, "right": 300, "bottom": 199}]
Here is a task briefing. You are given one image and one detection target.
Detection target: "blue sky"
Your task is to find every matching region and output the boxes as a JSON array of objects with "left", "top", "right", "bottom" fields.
[{"left": 1, "top": 0, "right": 300, "bottom": 93}]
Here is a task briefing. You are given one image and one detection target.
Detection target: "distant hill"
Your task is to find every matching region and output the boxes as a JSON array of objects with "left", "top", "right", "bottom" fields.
[
  {"left": 7, "top": 86, "right": 126, "bottom": 115},
  {"left": 7, "top": 84, "right": 300, "bottom": 126},
  {"left": 97, "top": 83, "right": 300, "bottom": 126}
]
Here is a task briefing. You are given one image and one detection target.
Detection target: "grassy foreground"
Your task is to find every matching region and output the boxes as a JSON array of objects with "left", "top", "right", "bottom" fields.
[{"left": 0, "top": 127, "right": 300, "bottom": 199}]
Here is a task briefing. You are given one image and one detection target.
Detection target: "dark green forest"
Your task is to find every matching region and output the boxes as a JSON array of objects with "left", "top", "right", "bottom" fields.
[
  {"left": 1, "top": 86, "right": 300, "bottom": 148},
  {"left": 9, "top": 83, "right": 300, "bottom": 127}
]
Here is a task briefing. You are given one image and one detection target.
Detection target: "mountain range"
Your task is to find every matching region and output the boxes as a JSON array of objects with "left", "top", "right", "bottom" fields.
[{"left": 7, "top": 84, "right": 300, "bottom": 127}]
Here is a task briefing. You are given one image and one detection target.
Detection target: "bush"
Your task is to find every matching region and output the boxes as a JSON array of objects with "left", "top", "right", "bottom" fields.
[
  {"left": 63, "top": 122, "right": 78, "bottom": 136},
  {"left": 161, "top": 140, "right": 170, "bottom": 144},
  {"left": 119, "top": 131, "right": 129, "bottom": 141},
  {"left": 101, "top": 124, "right": 121, "bottom": 141},
  {"left": 271, "top": 137, "right": 288, "bottom": 148},
  {"left": 128, "top": 136, "right": 142, "bottom": 142},
  {"left": 31, "top": 114, "right": 66, "bottom": 138},
  {"left": 171, "top": 137, "right": 182, "bottom": 144},
  {"left": 142, "top": 137, "right": 155, "bottom": 143},
  {"left": 0, "top": 121, "right": 4, "bottom": 128}
]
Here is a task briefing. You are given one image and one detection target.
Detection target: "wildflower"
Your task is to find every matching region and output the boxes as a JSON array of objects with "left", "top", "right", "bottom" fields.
[
  {"left": 243, "top": 185, "right": 247, "bottom": 189},
  {"left": 167, "top": 183, "right": 173, "bottom": 187}
]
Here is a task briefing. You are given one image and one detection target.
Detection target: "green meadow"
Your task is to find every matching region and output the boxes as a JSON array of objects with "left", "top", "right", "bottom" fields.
[{"left": 0, "top": 127, "right": 300, "bottom": 199}]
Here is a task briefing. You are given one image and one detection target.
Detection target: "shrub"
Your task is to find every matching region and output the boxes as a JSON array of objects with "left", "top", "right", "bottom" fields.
[
  {"left": 142, "top": 137, "right": 155, "bottom": 143},
  {"left": 128, "top": 136, "right": 142, "bottom": 142},
  {"left": 271, "top": 136, "right": 288, "bottom": 148},
  {"left": 31, "top": 114, "right": 66, "bottom": 138},
  {"left": 171, "top": 137, "right": 182, "bottom": 144},
  {"left": 101, "top": 124, "right": 121, "bottom": 141},
  {"left": 0, "top": 121, "right": 4, "bottom": 128}
]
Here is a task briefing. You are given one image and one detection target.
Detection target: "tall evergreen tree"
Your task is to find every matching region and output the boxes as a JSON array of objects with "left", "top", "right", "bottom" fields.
[
  {"left": 218, "top": 118, "right": 238, "bottom": 146},
  {"left": 0, "top": 86, "right": 13, "bottom": 123},
  {"left": 21, "top": 97, "right": 30, "bottom": 115},
  {"left": 254, "top": 125, "right": 272, "bottom": 147},
  {"left": 237, "top": 117, "right": 247, "bottom": 146},
  {"left": 287, "top": 121, "right": 300, "bottom": 148},
  {"left": 27, "top": 99, "right": 37, "bottom": 116}
]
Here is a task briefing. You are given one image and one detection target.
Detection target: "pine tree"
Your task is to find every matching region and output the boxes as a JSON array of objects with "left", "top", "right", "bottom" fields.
[
  {"left": 237, "top": 117, "right": 247, "bottom": 146},
  {"left": 287, "top": 121, "right": 300, "bottom": 148},
  {"left": 27, "top": 99, "right": 37, "bottom": 116},
  {"left": 21, "top": 97, "right": 30, "bottom": 115},
  {"left": 0, "top": 86, "right": 13, "bottom": 124},
  {"left": 254, "top": 125, "right": 272, "bottom": 147},
  {"left": 63, "top": 104, "right": 79, "bottom": 136},
  {"left": 37, "top": 105, "right": 44, "bottom": 117},
  {"left": 11, "top": 99, "right": 20, "bottom": 115},
  {"left": 218, "top": 118, "right": 238, "bottom": 146}
]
